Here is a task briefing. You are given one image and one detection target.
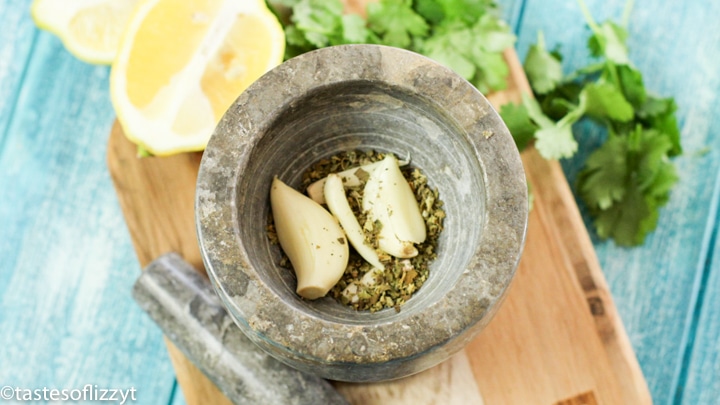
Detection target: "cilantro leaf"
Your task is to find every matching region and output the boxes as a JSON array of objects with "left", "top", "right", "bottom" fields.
[
  {"left": 291, "top": 0, "right": 344, "bottom": 48},
  {"left": 281, "top": 0, "right": 514, "bottom": 94},
  {"left": 471, "top": 51, "right": 510, "bottom": 93},
  {"left": 522, "top": 92, "right": 556, "bottom": 128},
  {"left": 616, "top": 65, "right": 646, "bottom": 108},
  {"left": 419, "top": 21, "right": 477, "bottom": 79},
  {"left": 285, "top": 24, "right": 312, "bottom": 48},
  {"left": 367, "top": 0, "right": 429, "bottom": 48},
  {"left": 578, "top": 127, "right": 677, "bottom": 246},
  {"left": 282, "top": 0, "right": 371, "bottom": 57},
  {"left": 340, "top": 14, "right": 371, "bottom": 44},
  {"left": 523, "top": 93, "right": 580, "bottom": 159},
  {"left": 271, "top": 0, "right": 302, "bottom": 7},
  {"left": 643, "top": 160, "right": 678, "bottom": 204},
  {"left": 587, "top": 21, "right": 630, "bottom": 64},
  {"left": 580, "top": 82, "right": 634, "bottom": 122},
  {"left": 417, "top": 11, "right": 513, "bottom": 93},
  {"left": 591, "top": 183, "right": 653, "bottom": 246},
  {"left": 577, "top": 134, "right": 628, "bottom": 210},
  {"left": 500, "top": 102, "right": 537, "bottom": 151},
  {"left": 436, "top": 0, "right": 497, "bottom": 25},
  {"left": 578, "top": 0, "right": 630, "bottom": 65},
  {"left": 534, "top": 124, "right": 578, "bottom": 160},
  {"left": 524, "top": 31, "right": 563, "bottom": 94},
  {"left": 283, "top": 25, "right": 317, "bottom": 58},
  {"left": 467, "top": 14, "right": 514, "bottom": 92},
  {"left": 635, "top": 129, "right": 676, "bottom": 189},
  {"left": 638, "top": 96, "right": 682, "bottom": 156},
  {"left": 637, "top": 95, "right": 673, "bottom": 118},
  {"left": 471, "top": 13, "right": 515, "bottom": 52},
  {"left": 414, "top": 0, "right": 445, "bottom": 24},
  {"left": 420, "top": 23, "right": 477, "bottom": 76},
  {"left": 537, "top": 81, "right": 584, "bottom": 120}
]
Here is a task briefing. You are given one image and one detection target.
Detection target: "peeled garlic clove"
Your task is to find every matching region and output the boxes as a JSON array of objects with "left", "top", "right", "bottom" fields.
[
  {"left": 377, "top": 155, "right": 427, "bottom": 243},
  {"left": 361, "top": 268, "right": 382, "bottom": 286},
  {"left": 270, "top": 177, "right": 349, "bottom": 300},
  {"left": 324, "top": 174, "right": 385, "bottom": 270},
  {"left": 363, "top": 158, "right": 419, "bottom": 259},
  {"left": 307, "top": 157, "right": 410, "bottom": 204},
  {"left": 342, "top": 283, "right": 359, "bottom": 304}
]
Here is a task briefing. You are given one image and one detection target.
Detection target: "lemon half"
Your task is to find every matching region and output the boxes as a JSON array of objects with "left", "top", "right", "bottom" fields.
[
  {"left": 110, "top": 0, "right": 285, "bottom": 156},
  {"left": 32, "top": 0, "right": 140, "bottom": 64}
]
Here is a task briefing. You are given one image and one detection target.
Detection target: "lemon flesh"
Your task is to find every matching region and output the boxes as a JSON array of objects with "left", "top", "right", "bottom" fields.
[
  {"left": 32, "top": 0, "right": 140, "bottom": 65},
  {"left": 110, "top": 0, "right": 285, "bottom": 155}
]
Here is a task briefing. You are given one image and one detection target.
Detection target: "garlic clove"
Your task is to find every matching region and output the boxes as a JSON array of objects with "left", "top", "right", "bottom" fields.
[
  {"left": 361, "top": 268, "right": 382, "bottom": 286},
  {"left": 323, "top": 174, "right": 385, "bottom": 270},
  {"left": 377, "top": 155, "right": 427, "bottom": 244},
  {"left": 270, "top": 177, "right": 349, "bottom": 299},
  {"left": 363, "top": 157, "right": 419, "bottom": 259},
  {"left": 342, "top": 283, "right": 359, "bottom": 304},
  {"left": 306, "top": 157, "right": 410, "bottom": 204}
]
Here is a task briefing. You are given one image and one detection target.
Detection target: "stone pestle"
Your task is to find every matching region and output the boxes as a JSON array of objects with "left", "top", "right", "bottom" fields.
[{"left": 131, "top": 253, "right": 348, "bottom": 405}]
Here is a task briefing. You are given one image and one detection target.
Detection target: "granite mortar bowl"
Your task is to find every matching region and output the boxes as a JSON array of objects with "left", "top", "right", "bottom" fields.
[{"left": 196, "top": 44, "right": 527, "bottom": 382}]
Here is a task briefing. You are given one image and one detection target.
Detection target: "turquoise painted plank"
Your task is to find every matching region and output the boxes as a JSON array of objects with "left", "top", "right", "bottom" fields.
[
  {"left": 679, "top": 171, "right": 720, "bottom": 404},
  {"left": 515, "top": 0, "right": 720, "bottom": 403},
  {"left": 0, "top": 0, "right": 37, "bottom": 158},
  {"left": 170, "top": 383, "right": 187, "bottom": 405},
  {"left": 497, "top": 0, "right": 525, "bottom": 33},
  {"left": 0, "top": 20, "right": 177, "bottom": 405}
]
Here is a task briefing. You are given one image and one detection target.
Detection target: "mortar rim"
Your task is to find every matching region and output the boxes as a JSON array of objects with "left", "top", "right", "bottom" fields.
[{"left": 196, "top": 44, "right": 527, "bottom": 380}]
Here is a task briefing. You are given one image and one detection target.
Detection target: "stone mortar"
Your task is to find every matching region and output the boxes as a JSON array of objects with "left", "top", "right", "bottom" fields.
[{"left": 196, "top": 44, "right": 528, "bottom": 382}]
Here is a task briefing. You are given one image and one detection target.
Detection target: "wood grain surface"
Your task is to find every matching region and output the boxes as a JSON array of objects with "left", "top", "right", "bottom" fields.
[{"left": 107, "top": 49, "right": 650, "bottom": 404}]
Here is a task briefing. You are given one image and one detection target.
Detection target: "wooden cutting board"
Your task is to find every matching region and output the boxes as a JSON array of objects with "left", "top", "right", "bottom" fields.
[{"left": 107, "top": 48, "right": 652, "bottom": 404}]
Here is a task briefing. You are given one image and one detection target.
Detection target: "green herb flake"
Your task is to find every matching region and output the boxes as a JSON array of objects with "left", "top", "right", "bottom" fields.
[
  {"left": 354, "top": 167, "right": 370, "bottom": 183},
  {"left": 299, "top": 149, "right": 445, "bottom": 312}
]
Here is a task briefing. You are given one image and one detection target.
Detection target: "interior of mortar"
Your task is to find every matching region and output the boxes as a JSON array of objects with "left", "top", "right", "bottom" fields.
[{"left": 236, "top": 80, "right": 487, "bottom": 325}]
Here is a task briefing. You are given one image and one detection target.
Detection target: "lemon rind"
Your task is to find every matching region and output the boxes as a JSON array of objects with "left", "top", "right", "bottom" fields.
[{"left": 110, "top": 0, "right": 285, "bottom": 156}]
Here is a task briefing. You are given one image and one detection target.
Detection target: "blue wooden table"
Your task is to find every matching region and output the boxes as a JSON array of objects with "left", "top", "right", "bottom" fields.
[{"left": 1, "top": 0, "right": 718, "bottom": 403}]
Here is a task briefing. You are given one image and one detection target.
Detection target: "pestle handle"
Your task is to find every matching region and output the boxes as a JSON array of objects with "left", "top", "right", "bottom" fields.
[{"left": 132, "top": 253, "right": 348, "bottom": 405}]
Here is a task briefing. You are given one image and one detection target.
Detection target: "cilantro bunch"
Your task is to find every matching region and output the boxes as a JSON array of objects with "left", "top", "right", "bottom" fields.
[
  {"left": 500, "top": 0, "right": 681, "bottom": 245},
  {"left": 274, "top": 0, "right": 515, "bottom": 93}
]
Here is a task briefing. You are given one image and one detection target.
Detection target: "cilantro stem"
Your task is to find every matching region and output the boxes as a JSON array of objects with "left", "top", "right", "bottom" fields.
[
  {"left": 577, "top": 0, "right": 600, "bottom": 35},
  {"left": 621, "top": 0, "right": 635, "bottom": 28},
  {"left": 606, "top": 60, "right": 622, "bottom": 91},
  {"left": 557, "top": 99, "right": 585, "bottom": 128},
  {"left": 565, "top": 61, "right": 604, "bottom": 81},
  {"left": 296, "top": 24, "right": 335, "bottom": 36},
  {"left": 537, "top": 30, "right": 546, "bottom": 50}
]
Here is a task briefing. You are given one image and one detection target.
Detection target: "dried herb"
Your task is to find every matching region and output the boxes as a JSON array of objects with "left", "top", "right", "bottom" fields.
[
  {"left": 266, "top": 212, "right": 291, "bottom": 268},
  {"left": 269, "top": 149, "right": 445, "bottom": 312},
  {"left": 301, "top": 150, "right": 385, "bottom": 188}
]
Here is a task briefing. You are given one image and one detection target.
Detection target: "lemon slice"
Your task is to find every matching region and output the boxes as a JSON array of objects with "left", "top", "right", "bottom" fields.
[
  {"left": 110, "top": 0, "right": 285, "bottom": 156},
  {"left": 31, "top": 0, "right": 140, "bottom": 64}
]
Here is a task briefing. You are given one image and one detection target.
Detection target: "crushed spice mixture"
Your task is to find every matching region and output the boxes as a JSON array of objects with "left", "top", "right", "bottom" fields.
[{"left": 267, "top": 150, "right": 445, "bottom": 312}]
